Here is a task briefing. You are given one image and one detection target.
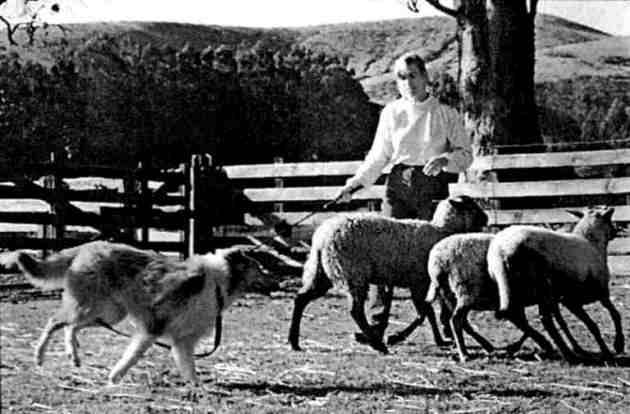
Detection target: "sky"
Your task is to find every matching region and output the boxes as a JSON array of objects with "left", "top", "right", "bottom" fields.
[{"left": 2, "top": 0, "right": 630, "bottom": 35}]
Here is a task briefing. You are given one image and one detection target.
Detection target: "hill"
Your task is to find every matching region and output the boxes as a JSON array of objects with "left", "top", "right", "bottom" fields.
[{"left": 2, "top": 13, "right": 627, "bottom": 104}]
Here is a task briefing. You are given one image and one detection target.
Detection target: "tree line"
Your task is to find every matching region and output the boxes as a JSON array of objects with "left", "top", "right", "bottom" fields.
[
  {"left": 0, "top": 34, "right": 381, "bottom": 172},
  {"left": 1, "top": 32, "right": 627, "bottom": 175}
]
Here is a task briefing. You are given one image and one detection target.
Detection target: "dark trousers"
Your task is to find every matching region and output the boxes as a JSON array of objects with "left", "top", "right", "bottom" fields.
[{"left": 367, "top": 164, "right": 452, "bottom": 338}]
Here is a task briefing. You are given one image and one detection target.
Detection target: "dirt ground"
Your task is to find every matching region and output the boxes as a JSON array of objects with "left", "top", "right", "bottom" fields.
[{"left": 1, "top": 270, "right": 629, "bottom": 414}]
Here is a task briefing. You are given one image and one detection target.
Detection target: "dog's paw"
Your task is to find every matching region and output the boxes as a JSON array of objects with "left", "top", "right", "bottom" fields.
[{"left": 108, "top": 372, "right": 123, "bottom": 385}]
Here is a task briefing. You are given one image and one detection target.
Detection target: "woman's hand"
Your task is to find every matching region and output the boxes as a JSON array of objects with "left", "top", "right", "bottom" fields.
[
  {"left": 335, "top": 184, "right": 361, "bottom": 203},
  {"left": 423, "top": 155, "right": 449, "bottom": 176}
]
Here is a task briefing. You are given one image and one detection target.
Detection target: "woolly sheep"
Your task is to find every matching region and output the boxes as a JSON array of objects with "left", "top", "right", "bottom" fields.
[
  {"left": 288, "top": 195, "right": 488, "bottom": 354},
  {"left": 422, "top": 233, "right": 580, "bottom": 362},
  {"left": 487, "top": 207, "right": 624, "bottom": 361}
]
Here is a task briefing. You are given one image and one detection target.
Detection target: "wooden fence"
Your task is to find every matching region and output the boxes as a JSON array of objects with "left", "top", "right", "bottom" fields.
[
  {"left": 1, "top": 148, "right": 629, "bottom": 259},
  {"left": 0, "top": 153, "right": 240, "bottom": 257},
  {"left": 224, "top": 148, "right": 630, "bottom": 256}
]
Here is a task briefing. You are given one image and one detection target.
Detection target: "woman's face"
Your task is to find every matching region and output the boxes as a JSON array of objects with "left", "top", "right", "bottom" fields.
[{"left": 395, "top": 62, "right": 428, "bottom": 101}]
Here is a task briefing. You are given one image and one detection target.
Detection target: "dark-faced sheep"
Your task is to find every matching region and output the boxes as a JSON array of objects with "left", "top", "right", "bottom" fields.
[{"left": 288, "top": 195, "right": 488, "bottom": 354}]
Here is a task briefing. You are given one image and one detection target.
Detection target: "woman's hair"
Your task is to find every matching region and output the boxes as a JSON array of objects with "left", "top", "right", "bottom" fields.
[{"left": 394, "top": 52, "right": 428, "bottom": 77}]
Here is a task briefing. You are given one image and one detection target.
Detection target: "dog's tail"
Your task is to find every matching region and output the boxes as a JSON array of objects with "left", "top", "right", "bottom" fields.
[{"left": 0, "top": 250, "right": 75, "bottom": 290}]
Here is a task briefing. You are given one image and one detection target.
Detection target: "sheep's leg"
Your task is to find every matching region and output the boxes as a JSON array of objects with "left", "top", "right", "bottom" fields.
[
  {"left": 507, "top": 308, "right": 555, "bottom": 355},
  {"left": 386, "top": 287, "right": 453, "bottom": 346},
  {"left": 387, "top": 318, "right": 423, "bottom": 346},
  {"left": 504, "top": 333, "right": 528, "bottom": 355},
  {"left": 423, "top": 301, "right": 449, "bottom": 347},
  {"left": 461, "top": 320, "right": 495, "bottom": 354},
  {"left": 409, "top": 287, "right": 449, "bottom": 347},
  {"left": 599, "top": 297, "right": 624, "bottom": 354},
  {"left": 538, "top": 303, "right": 578, "bottom": 362},
  {"left": 348, "top": 288, "right": 388, "bottom": 354},
  {"left": 450, "top": 305, "right": 470, "bottom": 362},
  {"left": 288, "top": 276, "right": 332, "bottom": 351},
  {"left": 564, "top": 303, "right": 613, "bottom": 359},
  {"left": 357, "top": 284, "right": 393, "bottom": 343},
  {"left": 438, "top": 296, "right": 454, "bottom": 339},
  {"left": 552, "top": 304, "right": 592, "bottom": 357}
]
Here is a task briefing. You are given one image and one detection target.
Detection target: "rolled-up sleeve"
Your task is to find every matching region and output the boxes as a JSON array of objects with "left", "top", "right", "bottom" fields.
[
  {"left": 346, "top": 106, "right": 394, "bottom": 189},
  {"left": 441, "top": 107, "right": 472, "bottom": 173}
]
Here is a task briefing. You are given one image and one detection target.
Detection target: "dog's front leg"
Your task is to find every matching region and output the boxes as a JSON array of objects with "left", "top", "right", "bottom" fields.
[
  {"left": 171, "top": 337, "right": 198, "bottom": 383},
  {"left": 108, "top": 334, "right": 155, "bottom": 384},
  {"left": 35, "top": 317, "right": 67, "bottom": 366}
]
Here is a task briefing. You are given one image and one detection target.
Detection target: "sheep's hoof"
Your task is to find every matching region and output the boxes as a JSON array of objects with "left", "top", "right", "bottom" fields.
[
  {"left": 370, "top": 341, "right": 389, "bottom": 355},
  {"left": 599, "top": 351, "right": 615, "bottom": 362},
  {"left": 354, "top": 332, "right": 376, "bottom": 345},
  {"left": 613, "top": 336, "right": 625, "bottom": 354},
  {"left": 505, "top": 342, "right": 522, "bottom": 355},
  {"left": 386, "top": 334, "right": 405, "bottom": 346},
  {"left": 289, "top": 340, "right": 303, "bottom": 352},
  {"left": 436, "top": 339, "right": 453, "bottom": 348},
  {"left": 442, "top": 327, "right": 453, "bottom": 340}
]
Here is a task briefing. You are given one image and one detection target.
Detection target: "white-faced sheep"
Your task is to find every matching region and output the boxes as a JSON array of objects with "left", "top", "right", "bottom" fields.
[
  {"left": 423, "top": 233, "right": 569, "bottom": 362},
  {"left": 487, "top": 207, "right": 624, "bottom": 361},
  {"left": 288, "top": 195, "right": 488, "bottom": 354}
]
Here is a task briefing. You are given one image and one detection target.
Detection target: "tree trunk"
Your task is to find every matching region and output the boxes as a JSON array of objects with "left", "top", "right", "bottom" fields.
[{"left": 455, "top": 0, "right": 541, "bottom": 155}]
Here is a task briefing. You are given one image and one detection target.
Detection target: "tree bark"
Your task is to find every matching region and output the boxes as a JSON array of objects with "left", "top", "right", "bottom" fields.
[{"left": 450, "top": 0, "right": 542, "bottom": 155}]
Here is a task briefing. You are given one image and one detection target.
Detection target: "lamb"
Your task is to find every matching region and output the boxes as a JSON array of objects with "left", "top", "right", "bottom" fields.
[
  {"left": 487, "top": 207, "right": 624, "bottom": 361},
  {"left": 288, "top": 195, "right": 488, "bottom": 354}
]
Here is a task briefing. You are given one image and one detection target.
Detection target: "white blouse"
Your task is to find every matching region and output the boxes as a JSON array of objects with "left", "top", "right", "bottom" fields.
[{"left": 346, "top": 95, "right": 472, "bottom": 189}]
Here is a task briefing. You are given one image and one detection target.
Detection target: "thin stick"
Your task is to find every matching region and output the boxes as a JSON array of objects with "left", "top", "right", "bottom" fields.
[
  {"left": 31, "top": 403, "right": 54, "bottom": 410},
  {"left": 393, "top": 403, "right": 426, "bottom": 411},
  {"left": 68, "top": 374, "right": 97, "bottom": 385},
  {"left": 57, "top": 384, "right": 97, "bottom": 394},
  {"left": 384, "top": 375, "right": 440, "bottom": 391},
  {"left": 107, "top": 392, "right": 155, "bottom": 400},
  {"left": 560, "top": 400, "right": 585, "bottom": 414},
  {"left": 449, "top": 408, "right": 492, "bottom": 414},
  {"left": 545, "top": 382, "right": 625, "bottom": 397},
  {"left": 147, "top": 405, "right": 192, "bottom": 413},
  {"left": 588, "top": 380, "right": 622, "bottom": 389},
  {"left": 617, "top": 377, "right": 630, "bottom": 387},
  {"left": 451, "top": 365, "right": 500, "bottom": 376}
]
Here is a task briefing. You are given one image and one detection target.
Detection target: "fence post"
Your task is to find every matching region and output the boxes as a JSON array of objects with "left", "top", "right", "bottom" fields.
[
  {"left": 43, "top": 152, "right": 66, "bottom": 255},
  {"left": 137, "top": 161, "right": 151, "bottom": 248},
  {"left": 273, "top": 156, "right": 284, "bottom": 214},
  {"left": 122, "top": 170, "right": 137, "bottom": 243},
  {"left": 180, "top": 162, "right": 189, "bottom": 259},
  {"left": 187, "top": 154, "right": 202, "bottom": 257}
]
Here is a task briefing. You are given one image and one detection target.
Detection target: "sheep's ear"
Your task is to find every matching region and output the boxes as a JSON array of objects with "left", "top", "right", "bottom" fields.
[
  {"left": 448, "top": 195, "right": 468, "bottom": 205},
  {"left": 566, "top": 210, "right": 583, "bottom": 219},
  {"left": 602, "top": 207, "right": 615, "bottom": 221}
]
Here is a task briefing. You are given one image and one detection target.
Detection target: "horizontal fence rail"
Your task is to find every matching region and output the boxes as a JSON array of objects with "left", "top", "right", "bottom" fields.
[
  {"left": 225, "top": 148, "right": 630, "bottom": 256},
  {"left": 1, "top": 148, "right": 629, "bottom": 260}
]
